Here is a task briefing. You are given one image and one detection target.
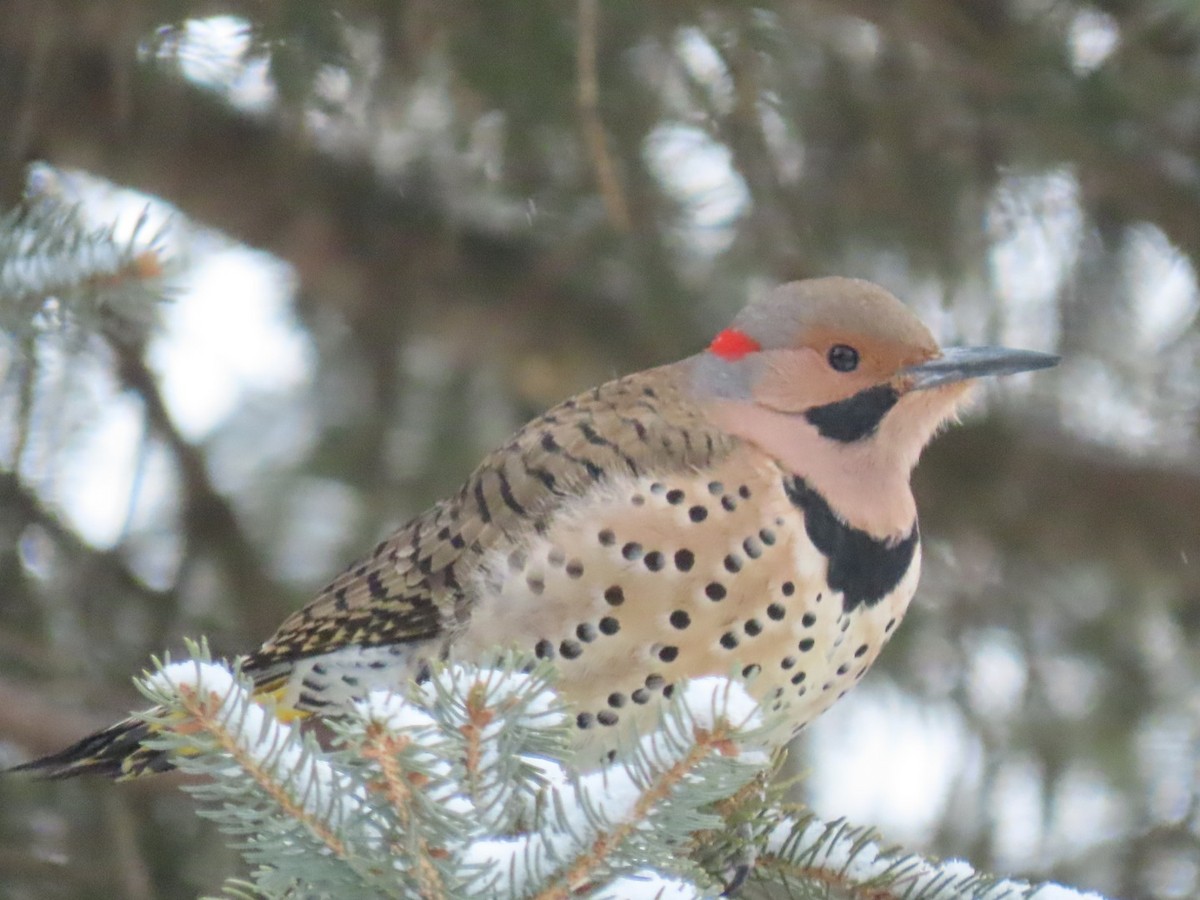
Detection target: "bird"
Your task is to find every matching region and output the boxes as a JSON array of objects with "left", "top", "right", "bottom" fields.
[{"left": 13, "top": 277, "right": 1058, "bottom": 779}]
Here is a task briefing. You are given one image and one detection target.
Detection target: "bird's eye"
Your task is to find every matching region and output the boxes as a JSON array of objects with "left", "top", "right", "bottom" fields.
[{"left": 827, "top": 344, "right": 859, "bottom": 372}]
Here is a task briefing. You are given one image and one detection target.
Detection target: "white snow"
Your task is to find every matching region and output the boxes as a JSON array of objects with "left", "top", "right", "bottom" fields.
[
  {"left": 353, "top": 690, "right": 437, "bottom": 734},
  {"left": 593, "top": 869, "right": 704, "bottom": 899},
  {"left": 1030, "top": 885, "right": 1108, "bottom": 900},
  {"left": 146, "top": 660, "right": 375, "bottom": 837},
  {"left": 422, "top": 664, "right": 566, "bottom": 730},
  {"left": 766, "top": 815, "right": 1111, "bottom": 900},
  {"left": 147, "top": 659, "right": 237, "bottom": 699},
  {"left": 675, "top": 677, "right": 763, "bottom": 736},
  {"left": 455, "top": 674, "right": 769, "bottom": 894},
  {"left": 144, "top": 661, "right": 1115, "bottom": 899}
]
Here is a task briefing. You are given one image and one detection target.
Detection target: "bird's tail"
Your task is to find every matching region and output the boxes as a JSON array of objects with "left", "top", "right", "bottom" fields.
[{"left": 8, "top": 713, "right": 174, "bottom": 780}]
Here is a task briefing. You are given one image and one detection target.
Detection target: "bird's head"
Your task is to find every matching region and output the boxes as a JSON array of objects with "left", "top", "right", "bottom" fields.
[{"left": 692, "top": 277, "right": 1058, "bottom": 537}]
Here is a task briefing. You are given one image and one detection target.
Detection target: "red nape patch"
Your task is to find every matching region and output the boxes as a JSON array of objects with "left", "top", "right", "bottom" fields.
[{"left": 708, "top": 328, "right": 762, "bottom": 361}]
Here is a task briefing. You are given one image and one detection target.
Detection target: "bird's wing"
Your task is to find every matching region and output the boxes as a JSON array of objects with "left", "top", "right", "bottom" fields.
[{"left": 246, "top": 365, "right": 735, "bottom": 684}]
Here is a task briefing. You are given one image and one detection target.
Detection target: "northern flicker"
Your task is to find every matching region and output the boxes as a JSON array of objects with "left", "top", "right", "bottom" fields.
[{"left": 16, "top": 277, "right": 1057, "bottom": 778}]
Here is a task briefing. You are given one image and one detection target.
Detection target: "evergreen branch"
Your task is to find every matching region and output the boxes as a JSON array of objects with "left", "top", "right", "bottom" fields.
[
  {"left": 524, "top": 678, "right": 770, "bottom": 899},
  {"left": 357, "top": 721, "right": 448, "bottom": 899},
  {"left": 0, "top": 178, "right": 167, "bottom": 343},
  {"left": 542, "top": 731, "right": 720, "bottom": 900},
  {"left": 460, "top": 680, "right": 490, "bottom": 816},
  {"left": 125, "top": 653, "right": 1108, "bottom": 900},
  {"left": 205, "top": 876, "right": 267, "bottom": 900},
  {"left": 754, "top": 814, "right": 1109, "bottom": 900},
  {"left": 418, "top": 658, "right": 572, "bottom": 838},
  {"left": 136, "top": 657, "right": 427, "bottom": 897},
  {"left": 591, "top": 870, "right": 705, "bottom": 899},
  {"left": 144, "top": 662, "right": 356, "bottom": 860}
]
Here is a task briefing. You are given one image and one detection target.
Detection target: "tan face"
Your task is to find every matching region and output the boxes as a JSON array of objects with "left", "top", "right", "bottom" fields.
[
  {"left": 751, "top": 326, "right": 943, "bottom": 415},
  {"left": 722, "top": 277, "right": 943, "bottom": 415}
]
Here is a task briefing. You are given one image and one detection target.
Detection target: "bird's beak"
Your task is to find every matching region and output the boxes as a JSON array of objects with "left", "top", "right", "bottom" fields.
[{"left": 904, "top": 346, "right": 1060, "bottom": 391}]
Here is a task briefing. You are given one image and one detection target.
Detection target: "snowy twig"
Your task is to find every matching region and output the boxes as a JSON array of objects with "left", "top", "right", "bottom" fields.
[
  {"left": 144, "top": 661, "right": 360, "bottom": 860},
  {"left": 760, "top": 815, "right": 1109, "bottom": 900},
  {"left": 132, "top": 653, "right": 1111, "bottom": 900}
]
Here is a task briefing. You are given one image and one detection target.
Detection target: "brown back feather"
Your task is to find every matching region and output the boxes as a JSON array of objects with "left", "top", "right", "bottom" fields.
[{"left": 246, "top": 363, "right": 736, "bottom": 676}]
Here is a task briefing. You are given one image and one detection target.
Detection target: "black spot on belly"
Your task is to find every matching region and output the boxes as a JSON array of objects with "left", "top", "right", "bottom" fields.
[{"left": 783, "top": 476, "right": 918, "bottom": 613}]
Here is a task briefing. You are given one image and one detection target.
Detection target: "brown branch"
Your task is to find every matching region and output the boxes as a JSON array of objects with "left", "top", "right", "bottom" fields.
[
  {"left": 916, "top": 419, "right": 1200, "bottom": 588},
  {"left": 0, "top": 470, "right": 171, "bottom": 609},
  {"left": 531, "top": 724, "right": 737, "bottom": 900},
  {"left": 175, "top": 682, "right": 350, "bottom": 858},
  {"left": 460, "top": 681, "right": 492, "bottom": 811},
  {"left": 576, "top": 0, "right": 631, "bottom": 233},
  {"left": 359, "top": 727, "right": 446, "bottom": 899},
  {"left": 755, "top": 851, "right": 909, "bottom": 900},
  {"left": 107, "top": 341, "right": 290, "bottom": 640},
  {"left": 801, "top": 0, "right": 1200, "bottom": 261}
]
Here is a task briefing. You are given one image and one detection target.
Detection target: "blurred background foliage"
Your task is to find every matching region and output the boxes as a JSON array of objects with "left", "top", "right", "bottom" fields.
[{"left": 0, "top": 1, "right": 1198, "bottom": 897}]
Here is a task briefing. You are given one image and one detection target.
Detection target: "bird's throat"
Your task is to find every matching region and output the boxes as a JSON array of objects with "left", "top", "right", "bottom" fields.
[
  {"left": 704, "top": 399, "right": 920, "bottom": 540},
  {"left": 782, "top": 476, "right": 918, "bottom": 612}
]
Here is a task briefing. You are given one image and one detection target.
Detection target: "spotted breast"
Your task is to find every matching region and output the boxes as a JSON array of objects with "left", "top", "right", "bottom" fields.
[{"left": 454, "top": 447, "right": 920, "bottom": 763}]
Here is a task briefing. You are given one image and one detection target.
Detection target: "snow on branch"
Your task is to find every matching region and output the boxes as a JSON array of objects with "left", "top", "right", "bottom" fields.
[
  {"left": 757, "top": 815, "right": 1110, "bottom": 900},
  {"left": 134, "top": 647, "right": 1112, "bottom": 900},
  {"left": 0, "top": 165, "right": 168, "bottom": 345}
]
